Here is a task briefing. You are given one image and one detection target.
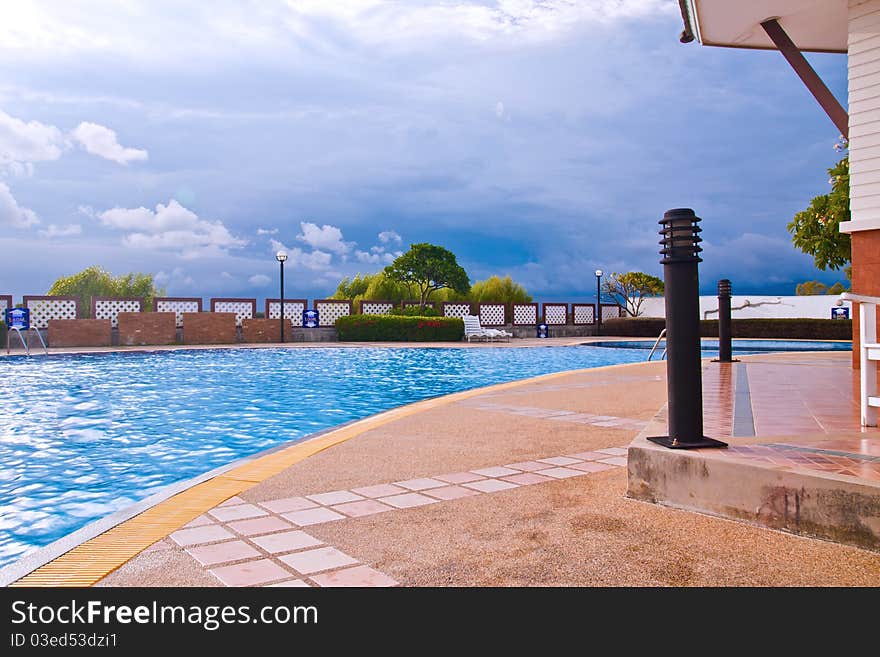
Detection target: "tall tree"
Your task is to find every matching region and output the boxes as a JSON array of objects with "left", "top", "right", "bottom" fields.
[
  {"left": 787, "top": 138, "right": 851, "bottom": 271},
  {"left": 384, "top": 243, "right": 470, "bottom": 309},
  {"left": 602, "top": 271, "right": 664, "bottom": 317},
  {"left": 468, "top": 275, "right": 532, "bottom": 304},
  {"left": 48, "top": 266, "right": 165, "bottom": 318}
]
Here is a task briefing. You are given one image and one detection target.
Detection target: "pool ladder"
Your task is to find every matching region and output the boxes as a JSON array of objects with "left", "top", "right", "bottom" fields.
[{"left": 647, "top": 328, "right": 667, "bottom": 361}]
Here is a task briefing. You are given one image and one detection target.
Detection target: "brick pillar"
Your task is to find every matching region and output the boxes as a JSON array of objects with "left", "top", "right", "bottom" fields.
[{"left": 850, "top": 229, "right": 880, "bottom": 369}]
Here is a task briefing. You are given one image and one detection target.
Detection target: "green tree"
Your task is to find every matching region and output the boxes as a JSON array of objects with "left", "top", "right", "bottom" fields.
[
  {"left": 384, "top": 243, "right": 470, "bottom": 309},
  {"left": 795, "top": 279, "right": 847, "bottom": 295},
  {"left": 602, "top": 271, "right": 664, "bottom": 317},
  {"left": 48, "top": 266, "right": 165, "bottom": 318},
  {"left": 787, "top": 138, "right": 851, "bottom": 271},
  {"left": 468, "top": 275, "right": 532, "bottom": 304}
]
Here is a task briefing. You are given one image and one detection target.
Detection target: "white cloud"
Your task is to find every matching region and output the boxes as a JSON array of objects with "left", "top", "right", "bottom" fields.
[
  {"left": 97, "top": 199, "right": 246, "bottom": 257},
  {"left": 355, "top": 249, "right": 398, "bottom": 265},
  {"left": 0, "top": 182, "right": 39, "bottom": 228},
  {"left": 296, "top": 222, "right": 352, "bottom": 255},
  {"left": 0, "top": 110, "right": 65, "bottom": 172},
  {"left": 256, "top": 227, "right": 278, "bottom": 235},
  {"left": 154, "top": 267, "right": 194, "bottom": 287},
  {"left": 495, "top": 101, "right": 504, "bottom": 118},
  {"left": 270, "top": 238, "right": 333, "bottom": 271},
  {"left": 248, "top": 273, "right": 271, "bottom": 286},
  {"left": 70, "top": 121, "right": 148, "bottom": 164},
  {"left": 378, "top": 230, "right": 402, "bottom": 244},
  {"left": 220, "top": 271, "right": 234, "bottom": 280},
  {"left": 38, "top": 223, "right": 81, "bottom": 238}
]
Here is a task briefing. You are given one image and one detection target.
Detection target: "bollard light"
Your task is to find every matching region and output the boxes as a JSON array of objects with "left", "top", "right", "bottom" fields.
[
  {"left": 595, "top": 269, "right": 603, "bottom": 335},
  {"left": 276, "top": 250, "right": 288, "bottom": 343},
  {"left": 648, "top": 208, "right": 727, "bottom": 450},
  {"left": 715, "top": 278, "right": 737, "bottom": 363}
]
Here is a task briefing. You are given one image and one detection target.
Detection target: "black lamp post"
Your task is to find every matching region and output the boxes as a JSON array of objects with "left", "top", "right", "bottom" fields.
[
  {"left": 276, "top": 250, "right": 288, "bottom": 343},
  {"left": 648, "top": 208, "right": 726, "bottom": 450},
  {"left": 595, "top": 269, "right": 603, "bottom": 335}
]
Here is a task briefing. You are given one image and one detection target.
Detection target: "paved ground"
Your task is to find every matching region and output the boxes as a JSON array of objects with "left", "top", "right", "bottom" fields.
[{"left": 96, "top": 355, "right": 880, "bottom": 587}]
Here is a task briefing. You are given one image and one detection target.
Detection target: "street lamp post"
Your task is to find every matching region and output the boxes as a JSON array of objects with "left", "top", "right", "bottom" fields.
[
  {"left": 276, "top": 250, "right": 288, "bottom": 343},
  {"left": 595, "top": 269, "right": 603, "bottom": 335}
]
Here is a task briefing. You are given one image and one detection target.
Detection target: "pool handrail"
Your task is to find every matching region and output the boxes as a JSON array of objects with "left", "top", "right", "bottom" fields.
[{"left": 647, "top": 328, "right": 667, "bottom": 361}]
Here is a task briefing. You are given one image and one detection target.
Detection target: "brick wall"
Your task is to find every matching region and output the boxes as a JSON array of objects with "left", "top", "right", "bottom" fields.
[
  {"left": 182, "top": 312, "right": 237, "bottom": 344},
  {"left": 242, "top": 318, "right": 292, "bottom": 343},
  {"left": 48, "top": 319, "right": 112, "bottom": 347},
  {"left": 118, "top": 312, "right": 177, "bottom": 346}
]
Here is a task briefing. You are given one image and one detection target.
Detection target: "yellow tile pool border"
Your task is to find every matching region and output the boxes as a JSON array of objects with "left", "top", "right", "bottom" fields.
[{"left": 10, "top": 360, "right": 657, "bottom": 587}]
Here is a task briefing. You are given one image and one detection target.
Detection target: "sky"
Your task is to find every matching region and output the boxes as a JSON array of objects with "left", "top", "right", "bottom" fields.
[{"left": 0, "top": 0, "right": 851, "bottom": 303}]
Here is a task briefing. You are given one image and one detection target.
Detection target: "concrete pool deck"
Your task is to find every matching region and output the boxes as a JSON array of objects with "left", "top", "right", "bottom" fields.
[{"left": 7, "top": 347, "right": 879, "bottom": 587}]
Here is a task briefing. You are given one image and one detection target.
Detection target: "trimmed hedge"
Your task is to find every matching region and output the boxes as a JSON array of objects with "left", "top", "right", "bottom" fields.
[
  {"left": 601, "top": 317, "right": 852, "bottom": 340},
  {"left": 336, "top": 314, "right": 464, "bottom": 341}
]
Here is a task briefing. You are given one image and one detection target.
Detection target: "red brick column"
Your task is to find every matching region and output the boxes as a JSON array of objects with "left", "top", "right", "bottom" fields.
[
  {"left": 47, "top": 319, "right": 112, "bottom": 347},
  {"left": 242, "top": 318, "right": 292, "bottom": 343},
  {"left": 850, "top": 230, "right": 880, "bottom": 369},
  {"left": 118, "top": 312, "right": 177, "bottom": 346},
  {"left": 182, "top": 312, "right": 237, "bottom": 344}
]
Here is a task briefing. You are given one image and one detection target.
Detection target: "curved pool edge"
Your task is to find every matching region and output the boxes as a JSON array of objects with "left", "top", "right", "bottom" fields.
[{"left": 3, "top": 358, "right": 654, "bottom": 587}]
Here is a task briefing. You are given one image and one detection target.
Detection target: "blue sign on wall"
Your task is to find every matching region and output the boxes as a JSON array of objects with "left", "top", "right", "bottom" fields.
[
  {"left": 5, "top": 307, "right": 29, "bottom": 330},
  {"left": 302, "top": 309, "right": 319, "bottom": 328},
  {"left": 831, "top": 306, "right": 850, "bottom": 320},
  {"left": 537, "top": 323, "right": 549, "bottom": 338}
]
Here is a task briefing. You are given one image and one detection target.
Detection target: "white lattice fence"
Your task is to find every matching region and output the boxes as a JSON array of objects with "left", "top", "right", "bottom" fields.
[
  {"left": 479, "top": 304, "right": 506, "bottom": 326},
  {"left": 573, "top": 304, "right": 595, "bottom": 325},
  {"left": 267, "top": 300, "right": 306, "bottom": 320},
  {"left": 361, "top": 301, "right": 394, "bottom": 315},
  {"left": 544, "top": 304, "right": 568, "bottom": 325},
  {"left": 0, "top": 296, "right": 10, "bottom": 318},
  {"left": 512, "top": 304, "right": 537, "bottom": 325},
  {"left": 602, "top": 304, "right": 623, "bottom": 320},
  {"left": 156, "top": 299, "right": 201, "bottom": 328},
  {"left": 94, "top": 298, "right": 142, "bottom": 328},
  {"left": 212, "top": 300, "right": 254, "bottom": 327},
  {"left": 443, "top": 303, "right": 472, "bottom": 318},
  {"left": 24, "top": 297, "right": 78, "bottom": 328},
  {"left": 315, "top": 301, "right": 351, "bottom": 327}
]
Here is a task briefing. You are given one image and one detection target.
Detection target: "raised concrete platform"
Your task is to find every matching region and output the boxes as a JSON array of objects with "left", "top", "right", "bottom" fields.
[{"left": 627, "top": 353, "right": 880, "bottom": 551}]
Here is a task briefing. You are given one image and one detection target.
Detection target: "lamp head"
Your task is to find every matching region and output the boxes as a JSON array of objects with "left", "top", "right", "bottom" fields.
[
  {"left": 276, "top": 250, "right": 288, "bottom": 263},
  {"left": 595, "top": 269, "right": 603, "bottom": 278}
]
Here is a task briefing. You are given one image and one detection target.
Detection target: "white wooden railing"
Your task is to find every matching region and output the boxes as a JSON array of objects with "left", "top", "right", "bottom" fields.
[{"left": 841, "top": 292, "right": 879, "bottom": 427}]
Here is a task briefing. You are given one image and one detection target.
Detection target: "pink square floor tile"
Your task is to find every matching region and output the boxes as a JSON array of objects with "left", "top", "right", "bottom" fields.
[
  {"left": 185, "top": 540, "right": 261, "bottom": 567},
  {"left": 434, "top": 472, "right": 486, "bottom": 484},
  {"left": 501, "top": 472, "right": 553, "bottom": 486},
  {"left": 279, "top": 547, "right": 359, "bottom": 575},
  {"left": 423, "top": 485, "right": 481, "bottom": 501},
  {"left": 471, "top": 466, "right": 521, "bottom": 477},
  {"left": 258, "top": 496, "right": 319, "bottom": 514},
  {"left": 570, "top": 461, "right": 616, "bottom": 474},
  {"left": 566, "top": 451, "right": 609, "bottom": 461},
  {"left": 537, "top": 456, "right": 582, "bottom": 466},
  {"left": 378, "top": 492, "right": 440, "bottom": 509},
  {"left": 170, "top": 524, "right": 235, "bottom": 547},
  {"left": 183, "top": 515, "right": 214, "bottom": 528},
  {"left": 536, "top": 467, "right": 586, "bottom": 479},
  {"left": 462, "top": 479, "right": 519, "bottom": 493},
  {"left": 597, "top": 447, "right": 628, "bottom": 456},
  {"left": 267, "top": 579, "right": 311, "bottom": 587},
  {"left": 210, "top": 559, "right": 293, "bottom": 587},
  {"left": 226, "top": 516, "right": 293, "bottom": 536},
  {"left": 208, "top": 504, "right": 268, "bottom": 522},
  {"left": 331, "top": 499, "right": 394, "bottom": 517},
  {"left": 306, "top": 490, "right": 364, "bottom": 506},
  {"left": 218, "top": 496, "right": 247, "bottom": 507},
  {"left": 351, "top": 483, "right": 408, "bottom": 498},
  {"left": 597, "top": 456, "right": 628, "bottom": 467},
  {"left": 503, "top": 461, "right": 548, "bottom": 472},
  {"left": 394, "top": 477, "right": 447, "bottom": 491},
  {"left": 249, "top": 530, "right": 323, "bottom": 554},
  {"left": 310, "top": 565, "right": 399, "bottom": 587},
  {"left": 281, "top": 507, "right": 346, "bottom": 526}
]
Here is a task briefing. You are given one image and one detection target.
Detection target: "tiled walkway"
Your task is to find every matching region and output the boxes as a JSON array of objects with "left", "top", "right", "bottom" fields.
[{"left": 157, "top": 448, "right": 628, "bottom": 587}]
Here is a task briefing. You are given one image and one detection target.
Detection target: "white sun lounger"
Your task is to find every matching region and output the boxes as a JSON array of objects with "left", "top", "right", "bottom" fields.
[{"left": 463, "top": 315, "right": 512, "bottom": 342}]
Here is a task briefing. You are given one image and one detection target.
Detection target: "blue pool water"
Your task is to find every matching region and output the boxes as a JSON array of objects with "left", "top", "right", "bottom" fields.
[{"left": 0, "top": 341, "right": 851, "bottom": 568}]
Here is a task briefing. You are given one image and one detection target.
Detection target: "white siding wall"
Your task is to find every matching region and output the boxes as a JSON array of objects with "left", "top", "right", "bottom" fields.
[{"left": 847, "top": 0, "right": 880, "bottom": 229}]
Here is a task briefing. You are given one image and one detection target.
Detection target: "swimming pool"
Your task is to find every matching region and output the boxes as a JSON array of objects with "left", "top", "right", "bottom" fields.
[
  {"left": 0, "top": 341, "right": 851, "bottom": 568},
  {"left": 590, "top": 339, "right": 852, "bottom": 355}
]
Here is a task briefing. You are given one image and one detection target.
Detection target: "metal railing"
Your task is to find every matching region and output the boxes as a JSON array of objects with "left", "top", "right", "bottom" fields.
[{"left": 647, "top": 328, "right": 667, "bottom": 361}]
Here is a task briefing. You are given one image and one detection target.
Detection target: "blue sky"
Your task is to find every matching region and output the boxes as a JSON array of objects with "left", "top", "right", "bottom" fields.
[{"left": 0, "top": 1, "right": 850, "bottom": 302}]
